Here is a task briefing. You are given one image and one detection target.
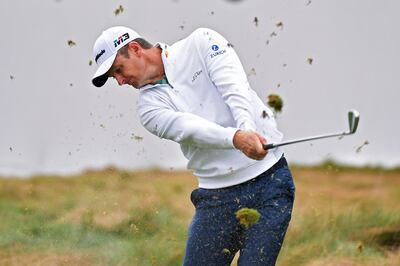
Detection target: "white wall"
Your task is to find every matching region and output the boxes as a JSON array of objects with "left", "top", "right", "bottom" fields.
[{"left": 0, "top": 0, "right": 399, "bottom": 177}]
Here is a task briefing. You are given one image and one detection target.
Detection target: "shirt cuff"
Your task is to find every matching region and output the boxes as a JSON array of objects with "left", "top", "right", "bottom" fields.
[{"left": 226, "top": 127, "right": 240, "bottom": 149}]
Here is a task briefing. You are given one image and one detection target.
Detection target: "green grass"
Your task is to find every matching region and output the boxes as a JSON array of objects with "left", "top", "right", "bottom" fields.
[
  {"left": 0, "top": 198, "right": 185, "bottom": 265},
  {"left": 279, "top": 206, "right": 400, "bottom": 265},
  {"left": 0, "top": 166, "right": 399, "bottom": 265},
  {"left": 0, "top": 170, "right": 191, "bottom": 265},
  {"left": 291, "top": 159, "right": 400, "bottom": 174}
]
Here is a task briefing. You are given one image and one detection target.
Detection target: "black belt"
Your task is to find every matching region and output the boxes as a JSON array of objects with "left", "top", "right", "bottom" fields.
[
  {"left": 264, "top": 155, "right": 287, "bottom": 176},
  {"left": 244, "top": 155, "right": 287, "bottom": 185}
]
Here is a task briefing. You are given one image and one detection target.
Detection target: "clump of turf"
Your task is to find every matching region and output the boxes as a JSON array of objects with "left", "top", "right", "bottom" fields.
[
  {"left": 235, "top": 208, "right": 261, "bottom": 229},
  {"left": 267, "top": 94, "right": 283, "bottom": 113},
  {"left": 222, "top": 248, "right": 231, "bottom": 255}
]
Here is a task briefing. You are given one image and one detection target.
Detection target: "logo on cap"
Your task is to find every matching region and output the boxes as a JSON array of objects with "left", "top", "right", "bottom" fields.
[
  {"left": 95, "top": 49, "right": 106, "bottom": 63},
  {"left": 114, "top": 33, "right": 130, "bottom": 47},
  {"left": 211, "top": 45, "right": 219, "bottom": 51}
]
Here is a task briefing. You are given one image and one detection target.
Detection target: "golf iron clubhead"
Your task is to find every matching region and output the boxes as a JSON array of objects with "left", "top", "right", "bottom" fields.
[
  {"left": 263, "top": 110, "right": 360, "bottom": 150},
  {"left": 348, "top": 109, "right": 360, "bottom": 134}
]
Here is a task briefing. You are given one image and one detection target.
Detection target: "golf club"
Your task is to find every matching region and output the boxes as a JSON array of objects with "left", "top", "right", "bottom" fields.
[{"left": 263, "top": 110, "right": 360, "bottom": 150}]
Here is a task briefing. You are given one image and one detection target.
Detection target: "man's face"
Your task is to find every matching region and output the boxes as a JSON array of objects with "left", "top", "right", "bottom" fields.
[{"left": 108, "top": 43, "right": 146, "bottom": 88}]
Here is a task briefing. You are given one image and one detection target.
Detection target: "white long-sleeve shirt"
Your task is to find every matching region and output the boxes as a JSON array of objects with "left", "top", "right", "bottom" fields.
[{"left": 137, "top": 28, "right": 284, "bottom": 189}]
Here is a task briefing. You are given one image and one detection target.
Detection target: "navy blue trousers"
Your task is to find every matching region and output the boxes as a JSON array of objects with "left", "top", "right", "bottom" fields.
[{"left": 183, "top": 157, "right": 295, "bottom": 266}]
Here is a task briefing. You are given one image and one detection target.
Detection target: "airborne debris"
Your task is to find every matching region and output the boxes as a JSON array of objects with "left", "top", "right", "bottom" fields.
[
  {"left": 356, "top": 140, "right": 369, "bottom": 153},
  {"left": 276, "top": 21, "right": 284, "bottom": 29},
  {"left": 179, "top": 25, "right": 184, "bottom": 30},
  {"left": 306, "top": 0, "right": 312, "bottom": 6},
  {"left": 247, "top": 68, "right": 256, "bottom": 77},
  {"left": 357, "top": 242, "right": 364, "bottom": 253},
  {"left": 10, "top": 75, "right": 14, "bottom": 80},
  {"left": 253, "top": 17, "right": 259, "bottom": 27},
  {"left": 67, "top": 40, "right": 76, "bottom": 47},
  {"left": 114, "top": 5, "right": 124, "bottom": 16},
  {"left": 131, "top": 134, "right": 143, "bottom": 141},
  {"left": 235, "top": 208, "right": 261, "bottom": 229},
  {"left": 89, "top": 60, "right": 93, "bottom": 66},
  {"left": 261, "top": 110, "right": 269, "bottom": 119},
  {"left": 222, "top": 248, "right": 231, "bottom": 255},
  {"left": 267, "top": 94, "right": 284, "bottom": 113},
  {"left": 307, "top": 57, "right": 314, "bottom": 65},
  {"left": 9, "top": 147, "right": 13, "bottom": 152},
  {"left": 211, "top": 11, "right": 214, "bottom": 15},
  {"left": 266, "top": 31, "right": 277, "bottom": 45}
]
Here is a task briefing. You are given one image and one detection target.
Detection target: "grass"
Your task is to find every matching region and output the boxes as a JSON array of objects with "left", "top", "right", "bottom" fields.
[{"left": 0, "top": 166, "right": 399, "bottom": 265}]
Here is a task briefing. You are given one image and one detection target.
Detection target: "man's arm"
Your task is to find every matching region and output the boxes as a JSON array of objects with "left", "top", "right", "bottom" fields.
[
  {"left": 138, "top": 91, "right": 267, "bottom": 160},
  {"left": 137, "top": 96, "right": 237, "bottom": 149},
  {"left": 196, "top": 28, "right": 257, "bottom": 132},
  {"left": 195, "top": 28, "right": 268, "bottom": 159}
]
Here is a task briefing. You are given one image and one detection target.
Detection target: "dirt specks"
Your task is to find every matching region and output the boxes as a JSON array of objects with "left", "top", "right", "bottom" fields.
[
  {"left": 67, "top": 40, "right": 76, "bottom": 47},
  {"left": 356, "top": 141, "right": 369, "bottom": 153},
  {"left": 253, "top": 17, "right": 259, "bottom": 27},
  {"left": 131, "top": 134, "right": 144, "bottom": 141},
  {"left": 114, "top": 5, "right": 124, "bottom": 16}
]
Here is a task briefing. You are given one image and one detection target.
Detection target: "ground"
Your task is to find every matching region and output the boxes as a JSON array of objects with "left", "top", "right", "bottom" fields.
[{"left": 0, "top": 164, "right": 399, "bottom": 265}]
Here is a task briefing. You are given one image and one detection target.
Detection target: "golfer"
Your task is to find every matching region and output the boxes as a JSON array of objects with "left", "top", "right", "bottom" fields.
[{"left": 92, "top": 26, "right": 295, "bottom": 265}]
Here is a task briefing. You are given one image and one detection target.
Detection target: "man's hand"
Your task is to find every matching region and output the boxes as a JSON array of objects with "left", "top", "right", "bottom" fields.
[{"left": 233, "top": 130, "right": 268, "bottom": 160}]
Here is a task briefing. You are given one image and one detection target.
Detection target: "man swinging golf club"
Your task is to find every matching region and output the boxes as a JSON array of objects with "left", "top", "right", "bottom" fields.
[{"left": 92, "top": 26, "right": 295, "bottom": 265}]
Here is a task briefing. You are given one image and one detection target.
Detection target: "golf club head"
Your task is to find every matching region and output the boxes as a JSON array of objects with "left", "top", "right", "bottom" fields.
[{"left": 348, "top": 110, "right": 360, "bottom": 134}]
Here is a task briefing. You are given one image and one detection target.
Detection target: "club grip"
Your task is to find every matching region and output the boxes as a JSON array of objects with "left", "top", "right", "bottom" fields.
[{"left": 263, "top": 143, "right": 275, "bottom": 150}]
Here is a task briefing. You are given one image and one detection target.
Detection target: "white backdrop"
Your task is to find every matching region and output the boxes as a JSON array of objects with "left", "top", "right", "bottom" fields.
[{"left": 1, "top": 0, "right": 399, "bottom": 177}]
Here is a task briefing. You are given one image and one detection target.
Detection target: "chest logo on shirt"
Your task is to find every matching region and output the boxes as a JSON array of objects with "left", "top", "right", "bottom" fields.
[
  {"left": 192, "top": 70, "right": 203, "bottom": 82},
  {"left": 211, "top": 45, "right": 219, "bottom": 51}
]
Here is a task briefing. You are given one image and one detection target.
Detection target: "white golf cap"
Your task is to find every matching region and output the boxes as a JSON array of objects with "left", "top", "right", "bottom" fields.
[{"left": 92, "top": 26, "right": 141, "bottom": 87}]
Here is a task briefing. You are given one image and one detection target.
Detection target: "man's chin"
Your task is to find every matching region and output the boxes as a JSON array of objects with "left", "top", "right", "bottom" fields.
[
  {"left": 133, "top": 82, "right": 148, "bottom": 89},
  {"left": 127, "top": 82, "right": 139, "bottom": 88}
]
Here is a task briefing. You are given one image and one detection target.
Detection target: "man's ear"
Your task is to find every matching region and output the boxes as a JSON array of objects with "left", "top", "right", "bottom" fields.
[{"left": 128, "top": 41, "right": 141, "bottom": 57}]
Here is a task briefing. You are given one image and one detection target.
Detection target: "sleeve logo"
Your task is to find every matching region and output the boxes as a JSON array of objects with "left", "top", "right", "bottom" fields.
[{"left": 210, "top": 44, "right": 226, "bottom": 58}]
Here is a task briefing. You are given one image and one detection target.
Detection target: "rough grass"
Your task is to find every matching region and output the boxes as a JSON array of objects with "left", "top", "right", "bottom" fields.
[{"left": 0, "top": 165, "right": 399, "bottom": 265}]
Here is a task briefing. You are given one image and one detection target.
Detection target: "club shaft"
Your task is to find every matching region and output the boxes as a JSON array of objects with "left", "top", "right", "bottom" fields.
[{"left": 263, "top": 132, "right": 349, "bottom": 150}]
